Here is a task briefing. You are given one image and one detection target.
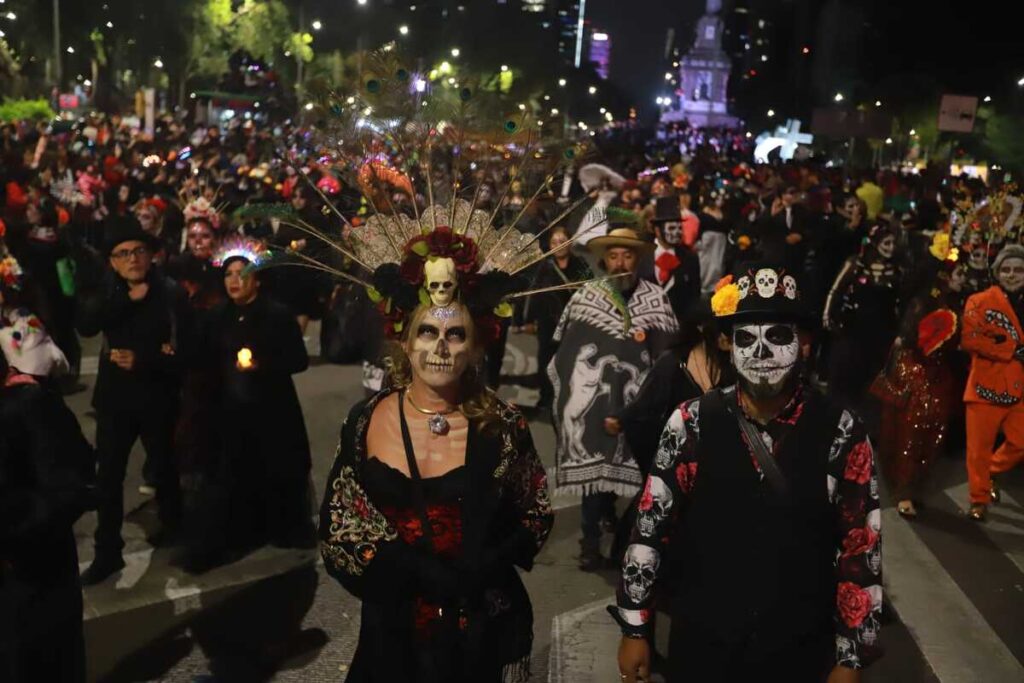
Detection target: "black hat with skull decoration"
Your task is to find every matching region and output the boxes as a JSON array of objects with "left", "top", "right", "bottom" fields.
[{"left": 711, "top": 262, "right": 809, "bottom": 326}]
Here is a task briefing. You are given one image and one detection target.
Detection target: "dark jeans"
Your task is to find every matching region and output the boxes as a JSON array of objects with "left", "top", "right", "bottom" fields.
[
  {"left": 580, "top": 491, "right": 617, "bottom": 549},
  {"left": 94, "top": 405, "right": 181, "bottom": 558}
]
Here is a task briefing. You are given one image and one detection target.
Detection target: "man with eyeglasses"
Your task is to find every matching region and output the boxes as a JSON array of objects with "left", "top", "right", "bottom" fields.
[{"left": 76, "top": 217, "right": 190, "bottom": 585}]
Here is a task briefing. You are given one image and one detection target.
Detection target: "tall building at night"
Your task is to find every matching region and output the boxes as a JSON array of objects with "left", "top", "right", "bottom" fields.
[{"left": 589, "top": 28, "right": 611, "bottom": 79}]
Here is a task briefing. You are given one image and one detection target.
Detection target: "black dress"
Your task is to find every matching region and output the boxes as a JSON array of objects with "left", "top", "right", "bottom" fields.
[
  {"left": 319, "top": 389, "right": 554, "bottom": 682},
  {"left": 191, "top": 295, "right": 313, "bottom": 555}
]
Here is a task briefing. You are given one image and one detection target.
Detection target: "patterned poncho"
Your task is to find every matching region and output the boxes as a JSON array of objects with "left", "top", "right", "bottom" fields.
[{"left": 549, "top": 278, "right": 679, "bottom": 496}]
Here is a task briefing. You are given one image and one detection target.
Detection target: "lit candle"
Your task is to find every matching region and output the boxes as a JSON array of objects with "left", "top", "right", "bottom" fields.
[{"left": 237, "top": 347, "right": 254, "bottom": 369}]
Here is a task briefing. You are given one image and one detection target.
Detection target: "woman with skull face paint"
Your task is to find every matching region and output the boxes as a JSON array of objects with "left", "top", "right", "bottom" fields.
[
  {"left": 961, "top": 244, "right": 1024, "bottom": 520},
  {"left": 318, "top": 221, "right": 554, "bottom": 682},
  {"left": 615, "top": 266, "right": 882, "bottom": 683},
  {"left": 824, "top": 224, "right": 904, "bottom": 407}
]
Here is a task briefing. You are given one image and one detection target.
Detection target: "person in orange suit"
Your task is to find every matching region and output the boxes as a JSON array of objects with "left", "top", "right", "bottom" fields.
[{"left": 961, "top": 244, "right": 1024, "bottom": 520}]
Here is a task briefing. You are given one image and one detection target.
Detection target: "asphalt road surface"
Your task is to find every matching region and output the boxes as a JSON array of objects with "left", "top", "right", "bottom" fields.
[{"left": 69, "top": 328, "right": 1023, "bottom": 682}]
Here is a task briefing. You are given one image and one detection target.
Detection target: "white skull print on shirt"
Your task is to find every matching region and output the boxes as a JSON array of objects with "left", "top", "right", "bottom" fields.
[{"left": 622, "top": 544, "right": 661, "bottom": 604}]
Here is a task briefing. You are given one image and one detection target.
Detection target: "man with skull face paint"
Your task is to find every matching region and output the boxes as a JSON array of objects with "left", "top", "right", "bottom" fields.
[
  {"left": 640, "top": 196, "right": 701, "bottom": 324},
  {"left": 961, "top": 244, "right": 1024, "bottom": 520},
  {"left": 615, "top": 265, "right": 882, "bottom": 683}
]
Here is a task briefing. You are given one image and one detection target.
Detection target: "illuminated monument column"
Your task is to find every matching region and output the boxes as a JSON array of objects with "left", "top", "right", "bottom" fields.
[{"left": 662, "top": 0, "right": 739, "bottom": 128}]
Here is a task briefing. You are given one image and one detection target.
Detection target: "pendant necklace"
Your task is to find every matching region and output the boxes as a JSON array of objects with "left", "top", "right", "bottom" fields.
[{"left": 406, "top": 391, "right": 459, "bottom": 436}]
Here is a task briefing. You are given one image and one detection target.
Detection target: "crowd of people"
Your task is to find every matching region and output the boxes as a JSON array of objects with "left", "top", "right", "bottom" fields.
[{"left": 1, "top": 106, "right": 1022, "bottom": 683}]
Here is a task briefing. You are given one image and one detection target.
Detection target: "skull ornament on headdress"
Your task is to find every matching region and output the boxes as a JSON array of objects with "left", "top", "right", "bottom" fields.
[{"left": 424, "top": 256, "right": 458, "bottom": 307}]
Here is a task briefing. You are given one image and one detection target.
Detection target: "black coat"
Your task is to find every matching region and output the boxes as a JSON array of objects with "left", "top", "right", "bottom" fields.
[
  {"left": 76, "top": 270, "right": 191, "bottom": 412},
  {"left": 0, "top": 376, "right": 93, "bottom": 682},
  {"left": 196, "top": 295, "right": 311, "bottom": 471}
]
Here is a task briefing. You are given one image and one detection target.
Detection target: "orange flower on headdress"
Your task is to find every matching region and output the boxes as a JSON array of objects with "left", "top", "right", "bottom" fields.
[
  {"left": 737, "top": 235, "right": 752, "bottom": 250},
  {"left": 714, "top": 274, "right": 734, "bottom": 293},
  {"left": 711, "top": 282, "right": 741, "bottom": 317}
]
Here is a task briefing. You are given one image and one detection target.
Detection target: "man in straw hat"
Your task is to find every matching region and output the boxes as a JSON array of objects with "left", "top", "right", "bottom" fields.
[
  {"left": 549, "top": 225, "right": 679, "bottom": 571},
  {"left": 614, "top": 265, "right": 881, "bottom": 683}
]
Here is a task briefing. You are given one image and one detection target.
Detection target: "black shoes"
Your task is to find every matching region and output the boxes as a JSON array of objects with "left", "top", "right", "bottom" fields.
[{"left": 80, "top": 555, "right": 126, "bottom": 586}]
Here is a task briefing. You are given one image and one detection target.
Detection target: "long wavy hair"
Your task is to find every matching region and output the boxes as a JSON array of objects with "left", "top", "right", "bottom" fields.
[{"left": 383, "top": 303, "right": 502, "bottom": 434}]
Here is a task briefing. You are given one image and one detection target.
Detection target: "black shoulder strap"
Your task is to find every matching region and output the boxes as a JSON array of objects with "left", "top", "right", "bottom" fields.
[
  {"left": 724, "top": 393, "right": 791, "bottom": 498},
  {"left": 398, "top": 391, "right": 435, "bottom": 548}
]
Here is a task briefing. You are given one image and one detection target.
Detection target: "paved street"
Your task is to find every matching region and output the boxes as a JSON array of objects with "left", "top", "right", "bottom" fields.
[{"left": 71, "top": 328, "right": 1024, "bottom": 683}]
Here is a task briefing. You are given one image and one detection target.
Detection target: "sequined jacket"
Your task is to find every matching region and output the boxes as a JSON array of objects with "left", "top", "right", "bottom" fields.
[{"left": 961, "top": 285, "right": 1024, "bottom": 405}]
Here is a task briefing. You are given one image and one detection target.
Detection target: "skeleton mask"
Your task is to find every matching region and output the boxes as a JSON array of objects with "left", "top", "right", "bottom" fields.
[
  {"left": 997, "top": 257, "right": 1024, "bottom": 293},
  {"left": 407, "top": 304, "right": 472, "bottom": 390},
  {"left": 622, "top": 544, "right": 661, "bottom": 604},
  {"left": 659, "top": 221, "right": 682, "bottom": 247},
  {"left": 754, "top": 269, "right": 778, "bottom": 298},
  {"left": 877, "top": 235, "right": 896, "bottom": 261},
  {"left": 636, "top": 476, "right": 673, "bottom": 538},
  {"left": 731, "top": 322, "right": 800, "bottom": 399},
  {"left": 737, "top": 276, "right": 751, "bottom": 299},
  {"left": 782, "top": 275, "right": 798, "bottom": 300},
  {"left": 969, "top": 247, "right": 988, "bottom": 270},
  {"left": 424, "top": 257, "right": 458, "bottom": 307}
]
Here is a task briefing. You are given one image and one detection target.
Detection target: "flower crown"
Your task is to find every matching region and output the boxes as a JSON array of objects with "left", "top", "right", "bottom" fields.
[{"left": 212, "top": 235, "right": 273, "bottom": 269}]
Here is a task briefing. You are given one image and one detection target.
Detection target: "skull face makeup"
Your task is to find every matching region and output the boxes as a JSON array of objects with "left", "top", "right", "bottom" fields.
[
  {"left": 877, "top": 235, "right": 896, "bottom": 261},
  {"left": 424, "top": 256, "right": 458, "bottom": 307},
  {"left": 731, "top": 322, "right": 800, "bottom": 399},
  {"left": 969, "top": 247, "right": 988, "bottom": 270},
  {"left": 406, "top": 304, "right": 473, "bottom": 390},
  {"left": 659, "top": 221, "right": 683, "bottom": 247},
  {"left": 997, "top": 257, "right": 1024, "bottom": 293}
]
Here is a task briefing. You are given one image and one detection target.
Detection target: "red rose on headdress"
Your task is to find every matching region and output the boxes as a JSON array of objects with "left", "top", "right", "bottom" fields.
[
  {"left": 836, "top": 582, "right": 873, "bottom": 628},
  {"left": 843, "top": 441, "right": 873, "bottom": 485}
]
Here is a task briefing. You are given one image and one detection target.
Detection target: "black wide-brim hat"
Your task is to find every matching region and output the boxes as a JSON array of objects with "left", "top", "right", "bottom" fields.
[
  {"left": 712, "top": 262, "right": 811, "bottom": 327},
  {"left": 103, "top": 215, "right": 161, "bottom": 256}
]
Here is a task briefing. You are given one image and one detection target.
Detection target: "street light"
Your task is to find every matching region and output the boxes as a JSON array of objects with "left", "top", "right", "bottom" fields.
[
  {"left": 66, "top": 46, "right": 74, "bottom": 53},
  {"left": 357, "top": 0, "right": 368, "bottom": 5},
  {"left": 909, "top": 129, "right": 917, "bottom": 136},
  {"left": 4, "top": 12, "right": 15, "bottom": 20},
  {"left": 451, "top": 48, "right": 460, "bottom": 57},
  {"left": 106, "top": 21, "right": 112, "bottom": 28},
  {"left": 767, "top": 108, "right": 775, "bottom": 117},
  {"left": 885, "top": 137, "right": 893, "bottom": 145},
  {"left": 398, "top": 25, "right": 409, "bottom": 36},
  {"left": 875, "top": 100, "right": 882, "bottom": 107},
  {"left": 154, "top": 57, "right": 163, "bottom": 69},
  {"left": 551, "top": 108, "right": 559, "bottom": 115},
  {"left": 984, "top": 95, "right": 992, "bottom": 102},
  {"left": 558, "top": 78, "right": 566, "bottom": 87},
  {"left": 1018, "top": 76, "right": 1024, "bottom": 86},
  {"left": 500, "top": 64, "right": 509, "bottom": 72},
  {"left": 834, "top": 92, "right": 844, "bottom": 102},
  {"left": 588, "top": 86, "right": 597, "bottom": 95},
  {"left": 312, "top": 19, "right": 322, "bottom": 31}
]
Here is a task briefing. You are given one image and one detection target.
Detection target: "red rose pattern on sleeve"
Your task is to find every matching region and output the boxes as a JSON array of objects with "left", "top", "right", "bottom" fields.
[
  {"left": 612, "top": 397, "right": 702, "bottom": 636},
  {"left": 830, "top": 411, "right": 883, "bottom": 669}
]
